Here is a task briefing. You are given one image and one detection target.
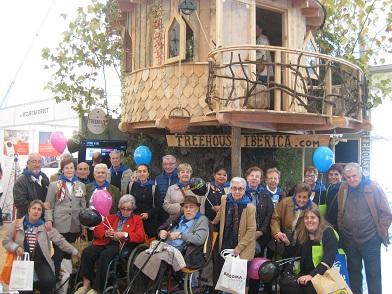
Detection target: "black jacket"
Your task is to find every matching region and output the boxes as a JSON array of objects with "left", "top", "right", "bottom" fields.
[{"left": 13, "top": 173, "right": 49, "bottom": 218}]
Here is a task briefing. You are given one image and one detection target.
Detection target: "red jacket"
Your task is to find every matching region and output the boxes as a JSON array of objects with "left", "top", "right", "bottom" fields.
[{"left": 93, "top": 214, "right": 145, "bottom": 246}]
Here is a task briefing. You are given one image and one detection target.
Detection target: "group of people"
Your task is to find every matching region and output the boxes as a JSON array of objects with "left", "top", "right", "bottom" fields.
[{"left": 2, "top": 150, "right": 391, "bottom": 294}]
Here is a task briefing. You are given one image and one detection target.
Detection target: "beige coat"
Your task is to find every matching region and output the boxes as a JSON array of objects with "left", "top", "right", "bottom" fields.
[
  {"left": 45, "top": 181, "right": 86, "bottom": 233},
  {"left": 212, "top": 195, "right": 256, "bottom": 260},
  {"left": 2, "top": 217, "right": 78, "bottom": 274},
  {"left": 163, "top": 184, "right": 201, "bottom": 220}
]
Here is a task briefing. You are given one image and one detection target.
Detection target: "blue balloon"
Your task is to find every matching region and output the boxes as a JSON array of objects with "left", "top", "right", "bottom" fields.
[
  {"left": 312, "top": 147, "right": 334, "bottom": 173},
  {"left": 134, "top": 145, "right": 152, "bottom": 165}
]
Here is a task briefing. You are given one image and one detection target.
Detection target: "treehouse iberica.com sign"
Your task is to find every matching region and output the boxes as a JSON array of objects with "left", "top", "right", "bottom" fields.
[{"left": 166, "top": 134, "right": 331, "bottom": 148}]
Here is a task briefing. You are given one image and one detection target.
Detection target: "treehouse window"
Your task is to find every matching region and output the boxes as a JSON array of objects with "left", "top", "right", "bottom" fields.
[
  {"left": 165, "top": 10, "right": 194, "bottom": 64},
  {"left": 303, "top": 31, "right": 319, "bottom": 79}
]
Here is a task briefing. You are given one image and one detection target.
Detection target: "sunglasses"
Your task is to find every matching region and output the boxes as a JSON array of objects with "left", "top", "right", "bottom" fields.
[{"left": 120, "top": 207, "right": 132, "bottom": 211}]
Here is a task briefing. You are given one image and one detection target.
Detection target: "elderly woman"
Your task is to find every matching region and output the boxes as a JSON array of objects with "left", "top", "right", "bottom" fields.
[
  {"left": 287, "top": 206, "right": 339, "bottom": 294},
  {"left": 163, "top": 163, "right": 199, "bottom": 221},
  {"left": 45, "top": 155, "right": 86, "bottom": 281},
  {"left": 3, "top": 200, "right": 78, "bottom": 293},
  {"left": 271, "top": 183, "right": 314, "bottom": 250},
  {"left": 204, "top": 166, "right": 230, "bottom": 221},
  {"left": 212, "top": 177, "right": 256, "bottom": 288},
  {"left": 264, "top": 167, "right": 287, "bottom": 206},
  {"left": 133, "top": 195, "right": 209, "bottom": 292},
  {"left": 76, "top": 195, "right": 145, "bottom": 294},
  {"left": 128, "top": 164, "right": 163, "bottom": 239},
  {"left": 86, "top": 163, "right": 121, "bottom": 215},
  {"left": 324, "top": 164, "right": 343, "bottom": 230}
]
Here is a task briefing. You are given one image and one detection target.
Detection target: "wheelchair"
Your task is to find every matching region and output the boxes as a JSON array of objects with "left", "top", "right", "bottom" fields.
[
  {"left": 72, "top": 242, "right": 149, "bottom": 294},
  {"left": 125, "top": 231, "right": 219, "bottom": 294}
]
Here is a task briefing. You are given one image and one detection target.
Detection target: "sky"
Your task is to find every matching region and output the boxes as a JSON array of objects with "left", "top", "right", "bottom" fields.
[{"left": 0, "top": 0, "right": 121, "bottom": 109}]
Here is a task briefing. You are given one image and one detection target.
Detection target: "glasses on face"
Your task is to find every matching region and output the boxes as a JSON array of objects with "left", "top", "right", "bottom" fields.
[
  {"left": 29, "top": 160, "right": 42, "bottom": 164},
  {"left": 231, "top": 187, "right": 244, "bottom": 192},
  {"left": 120, "top": 207, "right": 132, "bottom": 211},
  {"left": 305, "top": 174, "right": 316, "bottom": 178}
]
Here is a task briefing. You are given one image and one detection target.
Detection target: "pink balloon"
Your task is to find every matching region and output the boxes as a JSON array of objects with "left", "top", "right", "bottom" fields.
[
  {"left": 50, "top": 131, "right": 67, "bottom": 153},
  {"left": 92, "top": 190, "right": 112, "bottom": 217}
]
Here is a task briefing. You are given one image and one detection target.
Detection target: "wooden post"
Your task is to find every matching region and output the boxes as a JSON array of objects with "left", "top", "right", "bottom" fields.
[
  {"left": 274, "top": 50, "right": 281, "bottom": 111},
  {"left": 231, "top": 127, "right": 242, "bottom": 177},
  {"left": 324, "top": 61, "right": 333, "bottom": 116}
]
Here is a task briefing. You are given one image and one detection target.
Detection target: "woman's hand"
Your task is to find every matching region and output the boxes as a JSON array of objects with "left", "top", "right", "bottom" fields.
[
  {"left": 44, "top": 221, "right": 53, "bottom": 231},
  {"left": 105, "top": 229, "right": 115, "bottom": 238},
  {"left": 297, "top": 275, "right": 312, "bottom": 285},
  {"left": 140, "top": 213, "right": 149, "bottom": 220},
  {"left": 113, "top": 232, "right": 126, "bottom": 241},
  {"left": 233, "top": 246, "right": 241, "bottom": 256},
  {"left": 16, "top": 247, "right": 24, "bottom": 257},
  {"left": 169, "top": 232, "right": 181, "bottom": 240},
  {"left": 159, "top": 230, "right": 168, "bottom": 240},
  {"left": 274, "top": 232, "right": 290, "bottom": 245}
]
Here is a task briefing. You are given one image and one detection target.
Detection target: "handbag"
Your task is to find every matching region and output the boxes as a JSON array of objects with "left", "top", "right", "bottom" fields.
[
  {"left": 9, "top": 252, "right": 35, "bottom": 291},
  {"left": 278, "top": 259, "right": 302, "bottom": 294},
  {"left": 311, "top": 262, "right": 353, "bottom": 294},
  {"left": 0, "top": 219, "right": 19, "bottom": 284},
  {"left": 215, "top": 249, "right": 247, "bottom": 294}
]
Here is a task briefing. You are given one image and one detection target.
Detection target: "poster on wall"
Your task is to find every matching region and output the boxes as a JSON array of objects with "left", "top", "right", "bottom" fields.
[
  {"left": 3, "top": 129, "right": 29, "bottom": 156},
  {"left": 39, "top": 132, "right": 59, "bottom": 168}
]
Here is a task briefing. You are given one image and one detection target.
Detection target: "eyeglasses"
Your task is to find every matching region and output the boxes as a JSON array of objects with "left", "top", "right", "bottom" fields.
[
  {"left": 28, "top": 160, "right": 42, "bottom": 164},
  {"left": 120, "top": 207, "right": 132, "bottom": 211},
  {"left": 231, "top": 187, "right": 244, "bottom": 192},
  {"left": 305, "top": 174, "right": 316, "bottom": 178}
]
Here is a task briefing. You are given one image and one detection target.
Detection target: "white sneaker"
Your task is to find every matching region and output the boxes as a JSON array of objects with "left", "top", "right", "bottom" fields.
[{"left": 74, "top": 286, "right": 89, "bottom": 294}]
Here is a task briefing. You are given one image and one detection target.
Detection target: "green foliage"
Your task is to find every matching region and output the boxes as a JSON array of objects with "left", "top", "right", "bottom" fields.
[
  {"left": 317, "top": 0, "right": 392, "bottom": 107},
  {"left": 42, "top": 0, "right": 122, "bottom": 118},
  {"left": 274, "top": 149, "right": 303, "bottom": 191}
]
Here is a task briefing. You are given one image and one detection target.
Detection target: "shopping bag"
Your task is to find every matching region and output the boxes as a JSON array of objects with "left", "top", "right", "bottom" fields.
[
  {"left": 333, "top": 250, "right": 350, "bottom": 287},
  {"left": 215, "top": 250, "right": 247, "bottom": 294},
  {"left": 0, "top": 251, "right": 16, "bottom": 284},
  {"left": 311, "top": 262, "right": 352, "bottom": 294},
  {"left": 9, "top": 253, "right": 34, "bottom": 291}
]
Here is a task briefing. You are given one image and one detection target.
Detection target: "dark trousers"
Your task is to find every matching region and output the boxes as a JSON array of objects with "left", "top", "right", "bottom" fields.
[
  {"left": 342, "top": 234, "right": 382, "bottom": 294},
  {"left": 79, "top": 244, "right": 119, "bottom": 292},
  {"left": 53, "top": 232, "right": 79, "bottom": 280}
]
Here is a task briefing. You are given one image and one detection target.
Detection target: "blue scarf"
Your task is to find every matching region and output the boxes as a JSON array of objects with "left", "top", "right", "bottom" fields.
[
  {"left": 211, "top": 181, "right": 230, "bottom": 190},
  {"left": 93, "top": 180, "right": 110, "bottom": 190},
  {"left": 23, "top": 216, "right": 44, "bottom": 232},
  {"left": 78, "top": 177, "right": 90, "bottom": 184},
  {"left": 136, "top": 179, "right": 155, "bottom": 187},
  {"left": 177, "top": 182, "right": 189, "bottom": 190},
  {"left": 292, "top": 196, "right": 313, "bottom": 211},
  {"left": 226, "top": 193, "right": 251, "bottom": 206},
  {"left": 116, "top": 211, "right": 132, "bottom": 225},
  {"left": 180, "top": 212, "right": 202, "bottom": 224},
  {"left": 59, "top": 174, "right": 78, "bottom": 183},
  {"left": 348, "top": 176, "right": 371, "bottom": 193},
  {"left": 109, "top": 164, "right": 129, "bottom": 176},
  {"left": 313, "top": 181, "right": 326, "bottom": 192},
  {"left": 22, "top": 168, "right": 44, "bottom": 180}
]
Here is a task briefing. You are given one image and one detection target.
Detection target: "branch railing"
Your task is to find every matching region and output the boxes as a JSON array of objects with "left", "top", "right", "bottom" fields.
[{"left": 206, "top": 45, "right": 368, "bottom": 121}]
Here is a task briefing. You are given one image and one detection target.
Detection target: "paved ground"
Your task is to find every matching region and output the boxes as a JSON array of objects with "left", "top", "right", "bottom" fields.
[{"left": 0, "top": 223, "right": 391, "bottom": 293}]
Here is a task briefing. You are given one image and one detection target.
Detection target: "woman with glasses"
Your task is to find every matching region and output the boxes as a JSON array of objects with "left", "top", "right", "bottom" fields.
[
  {"left": 212, "top": 177, "right": 256, "bottom": 291},
  {"left": 324, "top": 164, "right": 343, "bottom": 230},
  {"left": 271, "top": 183, "right": 315, "bottom": 253},
  {"left": 128, "top": 164, "right": 162, "bottom": 240},
  {"left": 75, "top": 194, "right": 145, "bottom": 294}
]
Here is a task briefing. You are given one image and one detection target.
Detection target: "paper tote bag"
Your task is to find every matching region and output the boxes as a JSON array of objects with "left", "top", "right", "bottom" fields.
[
  {"left": 9, "top": 253, "right": 34, "bottom": 291},
  {"left": 311, "top": 262, "right": 353, "bottom": 294},
  {"left": 216, "top": 255, "right": 247, "bottom": 294}
]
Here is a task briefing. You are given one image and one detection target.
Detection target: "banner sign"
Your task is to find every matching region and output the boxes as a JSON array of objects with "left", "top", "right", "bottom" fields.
[{"left": 166, "top": 134, "right": 331, "bottom": 148}]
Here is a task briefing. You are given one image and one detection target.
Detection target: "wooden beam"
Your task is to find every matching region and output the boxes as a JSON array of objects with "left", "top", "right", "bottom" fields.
[
  {"left": 301, "top": 7, "right": 320, "bottom": 17},
  {"left": 231, "top": 127, "right": 242, "bottom": 177}
]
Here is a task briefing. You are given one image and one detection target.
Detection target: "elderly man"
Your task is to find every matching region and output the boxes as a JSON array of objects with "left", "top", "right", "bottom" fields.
[
  {"left": 338, "top": 162, "right": 392, "bottom": 294},
  {"left": 155, "top": 155, "right": 178, "bottom": 201},
  {"left": 13, "top": 152, "right": 50, "bottom": 218},
  {"left": 76, "top": 162, "right": 90, "bottom": 184},
  {"left": 107, "top": 150, "right": 132, "bottom": 195}
]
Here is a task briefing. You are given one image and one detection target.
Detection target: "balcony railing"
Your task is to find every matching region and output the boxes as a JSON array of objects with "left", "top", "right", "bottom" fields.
[{"left": 206, "top": 45, "right": 368, "bottom": 121}]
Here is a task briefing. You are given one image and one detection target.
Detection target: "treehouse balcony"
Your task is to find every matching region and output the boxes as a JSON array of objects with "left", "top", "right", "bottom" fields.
[{"left": 119, "top": 45, "right": 369, "bottom": 134}]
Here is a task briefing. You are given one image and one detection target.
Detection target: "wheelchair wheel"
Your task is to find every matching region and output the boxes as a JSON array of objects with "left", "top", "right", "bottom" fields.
[
  {"left": 183, "top": 272, "right": 210, "bottom": 294},
  {"left": 126, "top": 243, "right": 148, "bottom": 284},
  {"left": 103, "top": 286, "right": 121, "bottom": 294}
]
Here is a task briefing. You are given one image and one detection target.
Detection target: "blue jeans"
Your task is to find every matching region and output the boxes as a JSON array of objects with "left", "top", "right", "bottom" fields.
[{"left": 341, "top": 234, "right": 382, "bottom": 294}]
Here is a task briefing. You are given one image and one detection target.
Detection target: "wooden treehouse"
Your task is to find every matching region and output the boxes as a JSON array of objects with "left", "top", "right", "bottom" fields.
[{"left": 117, "top": 0, "right": 369, "bottom": 136}]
